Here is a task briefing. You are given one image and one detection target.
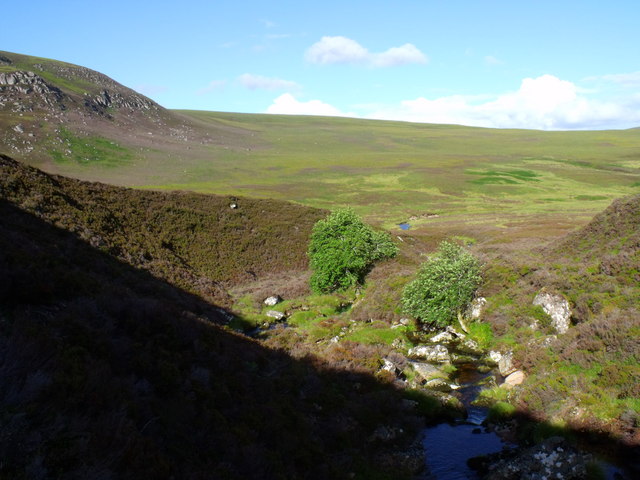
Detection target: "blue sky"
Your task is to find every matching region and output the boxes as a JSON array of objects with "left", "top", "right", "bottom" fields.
[{"left": 4, "top": 0, "right": 640, "bottom": 129}]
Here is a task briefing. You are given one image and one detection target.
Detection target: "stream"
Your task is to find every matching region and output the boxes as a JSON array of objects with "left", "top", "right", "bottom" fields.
[
  {"left": 414, "top": 362, "right": 633, "bottom": 480},
  {"left": 416, "top": 363, "right": 511, "bottom": 480}
]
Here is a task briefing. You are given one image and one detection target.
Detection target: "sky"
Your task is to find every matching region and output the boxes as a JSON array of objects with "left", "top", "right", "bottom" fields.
[{"left": 3, "top": 0, "right": 640, "bottom": 130}]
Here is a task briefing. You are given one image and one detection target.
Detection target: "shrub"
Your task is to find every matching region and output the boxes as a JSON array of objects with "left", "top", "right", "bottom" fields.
[
  {"left": 401, "top": 241, "right": 481, "bottom": 327},
  {"left": 308, "top": 208, "right": 397, "bottom": 293}
]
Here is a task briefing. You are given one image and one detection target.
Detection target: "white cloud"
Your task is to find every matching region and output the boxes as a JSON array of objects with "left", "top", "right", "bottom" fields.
[
  {"left": 266, "top": 93, "right": 354, "bottom": 117},
  {"left": 197, "top": 80, "right": 227, "bottom": 95},
  {"left": 238, "top": 74, "right": 299, "bottom": 91},
  {"left": 366, "top": 75, "right": 640, "bottom": 130},
  {"left": 305, "top": 36, "right": 427, "bottom": 67}
]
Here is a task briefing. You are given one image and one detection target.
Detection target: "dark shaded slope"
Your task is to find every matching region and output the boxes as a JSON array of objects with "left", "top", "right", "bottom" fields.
[
  {"left": 0, "top": 154, "right": 325, "bottom": 306},
  {"left": 0, "top": 193, "right": 421, "bottom": 479}
]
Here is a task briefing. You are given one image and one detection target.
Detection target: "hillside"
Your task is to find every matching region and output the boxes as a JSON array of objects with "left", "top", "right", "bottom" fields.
[
  {"left": 477, "top": 194, "right": 640, "bottom": 448},
  {"left": 2, "top": 50, "right": 638, "bottom": 239},
  {"left": 0, "top": 153, "right": 326, "bottom": 306},
  {"left": 0, "top": 155, "right": 429, "bottom": 479}
]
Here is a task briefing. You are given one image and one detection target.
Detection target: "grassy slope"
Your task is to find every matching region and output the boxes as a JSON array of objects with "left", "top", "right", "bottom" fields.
[
  {"left": 477, "top": 194, "right": 640, "bottom": 444},
  {"left": 152, "top": 111, "right": 640, "bottom": 230}
]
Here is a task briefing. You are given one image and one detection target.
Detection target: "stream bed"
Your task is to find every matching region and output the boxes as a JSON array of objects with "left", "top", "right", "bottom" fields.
[
  {"left": 417, "top": 363, "right": 512, "bottom": 479},
  {"left": 414, "top": 363, "right": 633, "bottom": 479}
]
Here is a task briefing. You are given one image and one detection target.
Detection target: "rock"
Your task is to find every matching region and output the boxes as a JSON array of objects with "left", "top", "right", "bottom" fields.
[
  {"left": 408, "top": 344, "right": 451, "bottom": 363},
  {"left": 533, "top": 291, "right": 571, "bottom": 334},
  {"left": 430, "top": 330, "right": 456, "bottom": 344},
  {"left": 502, "top": 370, "right": 525, "bottom": 388},
  {"left": 381, "top": 358, "right": 399, "bottom": 374},
  {"left": 457, "top": 338, "right": 483, "bottom": 355},
  {"left": 488, "top": 350, "right": 502, "bottom": 365},
  {"left": 410, "top": 361, "right": 446, "bottom": 382},
  {"left": 473, "top": 436, "right": 592, "bottom": 480},
  {"left": 498, "top": 351, "right": 517, "bottom": 377},
  {"left": 399, "top": 317, "right": 412, "bottom": 326},
  {"left": 470, "top": 297, "right": 487, "bottom": 319},
  {"left": 265, "top": 310, "right": 285, "bottom": 320},
  {"left": 424, "top": 378, "right": 460, "bottom": 392},
  {"left": 263, "top": 295, "right": 282, "bottom": 306}
]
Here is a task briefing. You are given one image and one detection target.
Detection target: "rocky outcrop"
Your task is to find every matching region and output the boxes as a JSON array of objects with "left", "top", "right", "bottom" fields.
[
  {"left": 533, "top": 291, "right": 571, "bottom": 334},
  {"left": 0, "top": 71, "right": 66, "bottom": 109}
]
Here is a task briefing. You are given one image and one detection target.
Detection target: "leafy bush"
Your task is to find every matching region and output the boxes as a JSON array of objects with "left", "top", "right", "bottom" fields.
[
  {"left": 308, "top": 208, "right": 397, "bottom": 293},
  {"left": 401, "top": 241, "right": 481, "bottom": 327}
]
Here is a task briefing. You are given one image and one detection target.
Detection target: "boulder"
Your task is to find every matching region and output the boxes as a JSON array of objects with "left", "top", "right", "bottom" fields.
[
  {"left": 430, "top": 330, "right": 456, "bottom": 344},
  {"left": 264, "top": 295, "right": 282, "bottom": 306},
  {"left": 265, "top": 310, "right": 285, "bottom": 321},
  {"left": 533, "top": 291, "right": 571, "bottom": 334},
  {"left": 497, "top": 351, "right": 517, "bottom": 377},
  {"left": 408, "top": 344, "right": 451, "bottom": 363},
  {"left": 410, "top": 361, "right": 446, "bottom": 382},
  {"left": 424, "top": 378, "right": 460, "bottom": 392},
  {"left": 502, "top": 370, "right": 525, "bottom": 388}
]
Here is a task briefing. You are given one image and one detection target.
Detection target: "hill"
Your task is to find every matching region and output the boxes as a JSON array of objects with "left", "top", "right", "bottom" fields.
[
  {"left": 0, "top": 153, "right": 326, "bottom": 306},
  {"left": 0, "top": 154, "right": 427, "bottom": 479},
  {"left": 2, "top": 50, "right": 639, "bottom": 241},
  {"left": 477, "top": 194, "right": 640, "bottom": 447}
]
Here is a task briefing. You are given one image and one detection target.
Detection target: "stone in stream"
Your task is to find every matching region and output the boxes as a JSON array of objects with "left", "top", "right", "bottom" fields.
[
  {"left": 408, "top": 344, "right": 451, "bottom": 363},
  {"left": 410, "top": 361, "right": 445, "bottom": 382}
]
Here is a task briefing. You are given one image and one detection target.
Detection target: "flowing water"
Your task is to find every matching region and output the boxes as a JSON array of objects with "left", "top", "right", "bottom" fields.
[{"left": 416, "top": 363, "right": 511, "bottom": 479}]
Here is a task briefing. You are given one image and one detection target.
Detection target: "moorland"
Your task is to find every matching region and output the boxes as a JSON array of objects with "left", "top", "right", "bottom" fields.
[{"left": 1, "top": 50, "right": 639, "bottom": 479}]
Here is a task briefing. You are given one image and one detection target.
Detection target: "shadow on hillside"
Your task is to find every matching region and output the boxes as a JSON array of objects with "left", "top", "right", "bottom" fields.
[
  {"left": 0, "top": 199, "right": 425, "bottom": 480},
  {"left": 0, "top": 199, "right": 638, "bottom": 479}
]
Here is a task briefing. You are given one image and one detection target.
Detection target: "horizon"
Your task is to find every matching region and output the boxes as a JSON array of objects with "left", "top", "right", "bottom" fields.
[{"left": 4, "top": 0, "right": 640, "bottom": 131}]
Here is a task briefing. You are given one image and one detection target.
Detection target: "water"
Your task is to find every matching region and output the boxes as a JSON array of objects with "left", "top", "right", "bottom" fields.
[
  {"left": 399, "top": 223, "right": 411, "bottom": 230},
  {"left": 416, "top": 363, "right": 634, "bottom": 480},
  {"left": 418, "top": 364, "right": 511, "bottom": 479}
]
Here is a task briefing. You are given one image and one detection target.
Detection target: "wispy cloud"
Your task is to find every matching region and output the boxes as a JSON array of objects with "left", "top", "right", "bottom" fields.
[
  {"left": 238, "top": 74, "right": 299, "bottom": 91},
  {"left": 260, "top": 18, "right": 276, "bottom": 29},
  {"left": 197, "top": 80, "right": 227, "bottom": 95},
  {"left": 484, "top": 55, "right": 503, "bottom": 66},
  {"left": 266, "top": 93, "right": 354, "bottom": 117},
  {"left": 592, "top": 71, "right": 640, "bottom": 88},
  {"left": 305, "top": 36, "right": 427, "bottom": 68}
]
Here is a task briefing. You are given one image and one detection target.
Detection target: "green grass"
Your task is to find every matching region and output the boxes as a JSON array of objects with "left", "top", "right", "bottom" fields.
[
  {"left": 132, "top": 111, "right": 639, "bottom": 228},
  {"left": 49, "top": 127, "right": 133, "bottom": 168}
]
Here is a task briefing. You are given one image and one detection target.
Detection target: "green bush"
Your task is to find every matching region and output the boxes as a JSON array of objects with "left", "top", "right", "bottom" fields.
[
  {"left": 401, "top": 241, "right": 481, "bottom": 327},
  {"left": 308, "top": 208, "right": 397, "bottom": 293}
]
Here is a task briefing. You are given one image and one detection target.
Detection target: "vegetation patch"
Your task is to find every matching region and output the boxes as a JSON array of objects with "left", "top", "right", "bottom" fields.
[{"left": 49, "top": 127, "right": 133, "bottom": 167}]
